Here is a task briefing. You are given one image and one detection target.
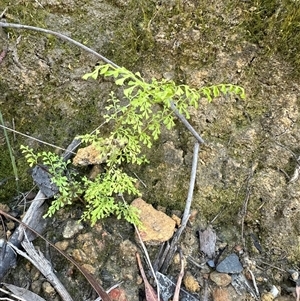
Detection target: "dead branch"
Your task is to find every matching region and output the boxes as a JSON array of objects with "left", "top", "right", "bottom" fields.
[
  {"left": 0, "top": 22, "right": 118, "bottom": 68},
  {"left": 0, "top": 190, "right": 47, "bottom": 279},
  {"left": 8, "top": 238, "right": 74, "bottom": 301}
]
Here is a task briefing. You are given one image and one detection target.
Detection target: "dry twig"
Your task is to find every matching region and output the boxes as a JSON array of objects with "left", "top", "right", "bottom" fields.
[
  {"left": 8, "top": 237, "right": 74, "bottom": 301},
  {"left": 173, "top": 249, "right": 185, "bottom": 301},
  {"left": 159, "top": 142, "right": 200, "bottom": 272}
]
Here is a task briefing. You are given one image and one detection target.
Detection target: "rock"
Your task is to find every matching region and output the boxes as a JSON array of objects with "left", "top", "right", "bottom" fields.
[
  {"left": 210, "top": 271, "right": 231, "bottom": 286},
  {"left": 73, "top": 139, "right": 126, "bottom": 166},
  {"left": 0, "top": 203, "right": 10, "bottom": 212},
  {"left": 216, "top": 253, "right": 243, "bottom": 274},
  {"left": 183, "top": 272, "right": 200, "bottom": 292},
  {"left": 73, "top": 144, "right": 106, "bottom": 166},
  {"left": 131, "top": 198, "right": 176, "bottom": 244},
  {"left": 212, "top": 287, "right": 230, "bottom": 301},
  {"left": 55, "top": 240, "right": 69, "bottom": 251},
  {"left": 31, "top": 279, "right": 42, "bottom": 296},
  {"left": 261, "top": 292, "right": 275, "bottom": 301},
  {"left": 42, "top": 281, "right": 55, "bottom": 296},
  {"left": 199, "top": 225, "right": 216, "bottom": 259},
  {"left": 82, "top": 263, "right": 96, "bottom": 274},
  {"left": 62, "top": 220, "right": 83, "bottom": 238},
  {"left": 212, "top": 285, "right": 243, "bottom": 301},
  {"left": 108, "top": 288, "right": 128, "bottom": 301}
]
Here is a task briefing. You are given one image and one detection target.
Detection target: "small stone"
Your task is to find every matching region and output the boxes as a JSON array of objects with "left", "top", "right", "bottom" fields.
[
  {"left": 216, "top": 253, "right": 243, "bottom": 274},
  {"left": 131, "top": 198, "right": 176, "bottom": 244},
  {"left": 6, "top": 221, "right": 15, "bottom": 231},
  {"left": 62, "top": 220, "right": 83, "bottom": 238},
  {"left": 42, "top": 281, "right": 55, "bottom": 296},
  {"left": 108, "top": 288, "right": 127, "bottom": 301},
  {"left": 172, "top": 214, "right": 181, "bottom": 226},
  {"left": 183, "top": 272, "right": 200, "bottom": 293},
  {"left": 210, "top": 271, "right": 231, "bottom": 286},
  {"left": 73, "top": 144, "right": 106, "bottom": 166},
  {"left": 199, "top": 226, "right": 216, "bottom": 259},
  {"left": 261, "top": 292, "right": 274, "bottom": 301},
  {"left": 0, "top": 203, "right": 10, "bottom": 212},
  {"left": 212, "top": 287, "right": 230, "bottom": 301},
  {"left": 55, "top": 240, "right": 69, "bottom": 251},
  {"left": 72, "top": 248, "right": 87, "bottom": 262},
  {"left": 31, "top": 279, "right": 42, "bottom": 295},
  {"left": 82, "top": 263, "right": 96, "bottom": 274}
]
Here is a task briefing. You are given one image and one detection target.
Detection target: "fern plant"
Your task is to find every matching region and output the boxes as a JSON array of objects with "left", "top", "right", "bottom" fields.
[{"left": 22, "top": 64, "right": 245, "bottom": 226}]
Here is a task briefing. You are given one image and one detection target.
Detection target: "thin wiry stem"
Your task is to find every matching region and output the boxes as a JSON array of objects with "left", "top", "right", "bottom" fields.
[
  {"left": 160, "top": 142, "right": 199, "bottom": 273},
  {"left": 0, "top": 124, "right": 75, "bottom": 154},
  {"left": 0, "top": 22, "right": 118, "bottom": 68},
  {"left": 170, "top": 102, "right": 205, "bottom": 144}
]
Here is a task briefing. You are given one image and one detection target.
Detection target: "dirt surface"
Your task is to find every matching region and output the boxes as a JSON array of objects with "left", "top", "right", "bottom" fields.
[{"left": 1, "top": 0, "right": 300, "bottom": 300}]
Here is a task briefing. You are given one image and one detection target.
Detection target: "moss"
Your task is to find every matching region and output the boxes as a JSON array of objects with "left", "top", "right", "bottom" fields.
[
  {"left": 240, "top": 0, "right": 300, "bottom": 78},
  {"left": 195, "top": 187, "right": 243, "bottom": 225}
]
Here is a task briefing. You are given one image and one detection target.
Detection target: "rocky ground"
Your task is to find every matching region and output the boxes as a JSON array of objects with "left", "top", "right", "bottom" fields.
[{"left": 1, "top": 0, "right": 300, "bottom": 300}]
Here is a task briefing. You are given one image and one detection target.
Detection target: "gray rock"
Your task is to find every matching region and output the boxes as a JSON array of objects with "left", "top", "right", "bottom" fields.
[{"left": 216, "top": 253, "right": 243, "bottom": 274}]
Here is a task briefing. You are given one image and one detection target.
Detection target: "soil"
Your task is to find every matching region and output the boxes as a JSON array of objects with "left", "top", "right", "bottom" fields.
[{"left": 0, "top": 0, "right": 300, "bottom": 300}]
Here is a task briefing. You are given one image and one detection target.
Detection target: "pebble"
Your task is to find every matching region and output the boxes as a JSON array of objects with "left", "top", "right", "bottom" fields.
[
  {"left": 212, "top": 287, "right": 230, "bottom": 301},
  {"left": 62, "top": 220, "right": 83, "bottom": 238},
  {"left": 183, "top": 272, "right": 200, "bottom": 292},
  {"left": 212, "top": 285, "right": 242, "bottom": 301},
  {"left": 55, "top": 240, "right": 69, "bottom": 251},
  {"left": 82, "top": 263, "right": 96, "bottom": 274},
  {"left": 42, "top": 281, "right": 55, "bottom": 296},
  {"left": 210, "top": 271, "right": 231, "bottom": 286},
  {"left": 216, "top": 253, "right": 243, "bottom": 274},
  {"left": 108, "top": 288, "right": 128, "bottom": 301},
  {"left": 261, "top": 292, "right": 275, "bottom": 301}
]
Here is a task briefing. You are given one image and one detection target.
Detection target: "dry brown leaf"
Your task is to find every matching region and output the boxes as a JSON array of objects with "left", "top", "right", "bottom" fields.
[{"left": 136, "top": 252, "right": 158, "bottom": 301}]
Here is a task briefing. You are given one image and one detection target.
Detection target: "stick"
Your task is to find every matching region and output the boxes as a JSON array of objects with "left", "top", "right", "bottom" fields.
[
  {"left": 135, "top": 225, "right": 160, "bottom": 301},
  {"left": 0, "top": 22, "right": 118, "bottom": 68},
  {"left": 0, "top": 190, "right": 47, "bottom": 279},
  {"left": 8, "top": 239, "right": 74, "bottom": 301},
  {"left": 170, "top": 102, "right": 204, "bottom": 144},
  {"left": 173, "top": 248, "right": 184, "bottom": 301},
  {"left": 159, "top": 142, "right": 199, "bottom": 272}
]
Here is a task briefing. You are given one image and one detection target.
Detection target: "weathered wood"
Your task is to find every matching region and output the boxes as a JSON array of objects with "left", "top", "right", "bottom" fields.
[{"left": 0, "top": 190, "right": 47, "bottom": 280}]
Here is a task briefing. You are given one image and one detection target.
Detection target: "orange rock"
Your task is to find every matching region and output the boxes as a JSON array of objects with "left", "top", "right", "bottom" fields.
[
  {"left": 108, "top": 288, "right": 127, "bottom": 301},
  {"left": 183, "top": 272, "right": 200, "bottom": 292},
  {"left": 131, "top": 198, "right": 176, "bottom": 244}
]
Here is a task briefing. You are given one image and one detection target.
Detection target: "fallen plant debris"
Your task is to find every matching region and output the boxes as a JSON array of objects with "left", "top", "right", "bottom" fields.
[
  {"left": 0, "top": 209, "right": 112, "bottom": 301},
  {"left": 173, "top": 248, "right": 185, "bottom": 301},
  {"left": 136, "top": 252, "right": 159, "bottom": 301}
]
